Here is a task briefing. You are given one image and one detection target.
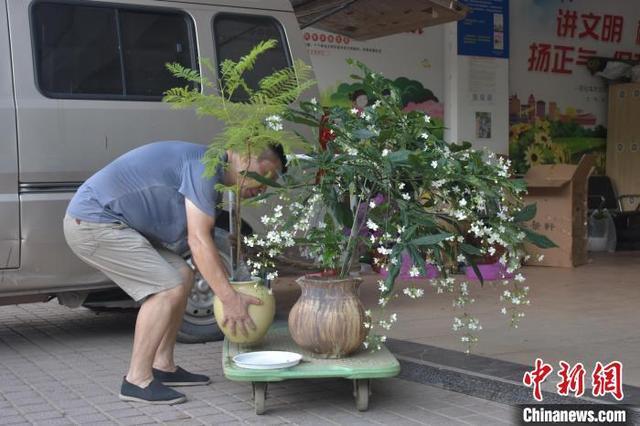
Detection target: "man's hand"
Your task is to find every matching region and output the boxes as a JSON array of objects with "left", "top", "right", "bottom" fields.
[{"left": 221, "top": 292, "right": 263, "bottom": 337}]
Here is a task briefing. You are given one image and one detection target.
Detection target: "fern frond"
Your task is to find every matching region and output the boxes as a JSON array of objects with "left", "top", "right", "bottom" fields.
[
  {"left": 166, "top": 62, "right": 201, "bottom": 82},
  {"left": 220, "top": 39, "right": 278, "bottom": 99},
  {"left": 162, "top": 86, "right": 202, "bottom": 108},
  {"left": 251, "top": 59, "right": 315, "bottom": 106}
]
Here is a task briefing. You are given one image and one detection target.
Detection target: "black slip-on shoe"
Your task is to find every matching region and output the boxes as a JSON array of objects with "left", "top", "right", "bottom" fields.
[
  {"left": 152, "top": 366, "right": 211, "bottom": 387},
  {"left": 119, "top": 377, "right": 186, "bottom": 405}
]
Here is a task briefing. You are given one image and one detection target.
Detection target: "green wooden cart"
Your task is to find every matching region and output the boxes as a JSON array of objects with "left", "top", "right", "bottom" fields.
[{"left": 222, "top": 322, "right": 400, "bottom": 415}]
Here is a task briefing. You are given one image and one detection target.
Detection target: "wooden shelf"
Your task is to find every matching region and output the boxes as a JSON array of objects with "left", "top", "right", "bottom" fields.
[{"left": 292, "top": 0, "right": 469, "bottom": 40}]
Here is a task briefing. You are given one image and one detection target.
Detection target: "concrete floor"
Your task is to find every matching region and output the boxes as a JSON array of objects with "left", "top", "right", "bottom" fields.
[
  {"left": 0, "top": 303, "right": 515, "bottom": 425},
  {"left": 274, "top": 251, "right": 640, "bottom": 387}
]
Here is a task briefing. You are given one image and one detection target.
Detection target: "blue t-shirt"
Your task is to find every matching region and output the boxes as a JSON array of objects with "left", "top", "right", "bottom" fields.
[{"left": 67, "top": 141, "right": 225, "bottom": 247}]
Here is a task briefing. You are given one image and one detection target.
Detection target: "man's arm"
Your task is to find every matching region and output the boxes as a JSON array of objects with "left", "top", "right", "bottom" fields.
[{"left": 184, "top": 198, "right": 261, "bottom": 337}]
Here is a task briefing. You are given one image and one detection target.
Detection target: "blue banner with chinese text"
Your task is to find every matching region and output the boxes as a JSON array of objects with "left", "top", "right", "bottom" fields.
[{"left": 458, "top": 0, "right": 509, "bottom": 58}]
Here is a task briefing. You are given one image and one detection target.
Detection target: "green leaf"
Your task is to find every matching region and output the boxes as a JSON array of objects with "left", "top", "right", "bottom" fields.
[
  {"left": 333, "top": 202, "right": 354, "bottom": 228},
  {"left": 353, "top": 128, "right": 377, "bottom": 139},
  {"left": 459, "top": 243, "right": 483, "bottom": 256},
  {"left": 383, "top": 261, "right": 401, "bottom": 296},
  {"left": 242, "top": 171, "right": 282, "bottom": 188},
  {"left": 523, "top": 228, "right": 557, "bottom": 248},
  {"left": 466, "top": 258, "right": 485, "bottom": 286},
  {"left": 406, "top": 245, "right": 427, "bottom": 275},
  {"left": 410, "top": 232, "right": 452, "bottom": 247},
  {"left": 387, "top": 149, "right": 411, "bottom": 164},
  {"left": 514, "top": 204, "right": 537, "bottom": 222}
]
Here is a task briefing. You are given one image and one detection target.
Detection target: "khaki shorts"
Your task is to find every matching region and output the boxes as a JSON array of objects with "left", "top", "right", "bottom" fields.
[{"left": 63, "top": 214, "right": 189, "bottom": 302}]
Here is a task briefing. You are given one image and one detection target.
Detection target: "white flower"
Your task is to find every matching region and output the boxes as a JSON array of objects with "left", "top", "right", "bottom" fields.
[
  {"left": 402, "top": 287, "right": 425, "bottom": 299},
  {"left": 370, "top": 235, "right": 376, "bottom": 244},
  {"left": 350, "top": 107, "right": 359, "bottom": 115},
  {"left": 310, "top": 97, "right": 317, "bottom": 105},
  {"left": 369, "top": 200, "right": 376, "bottom": 209},
  {"left": 488, "top": 246, "right": 496, "bottom": 256},
  {"left": 457, "top": 254, "right": 466, "bottom": 263},
  {"left": 431, "top": 160, "right": 438, "bottom": 169},
  {"left": 377, "top": 246, "right": 392, "bottom": 255},
  {"left": 424, "top": 114, "right": 431, "bottom": 123},
  {"left": 420, "top": 132, "right": 429, "bottom": 140},
  {"left": 365, "top": 309, "right": 372, "bottom": 317},
  {"left": 459, "top": 198, "right": 467, "bottom": 207},
  {"left": 266, "top": 271, "right": 278, "bottom": 281},
  {"left": 347, "top": 147, "right": 358, "bottom": 156},
  {"left": 401, "top": 193, "right": 411, "bottom": 201},
  {"left": 381, "top": 149, "right": 390, "bottom": 157},
  {"left": 432, "top": 179, "right": 445, "bottom": 188},
  {"left": 409, "top": 266, "right": 420, "bottom": 277},
  {"left": 514, "top": 273, "right": 525, "bottom": 282},
  {"left": 265, "top": 115, "right": 283, "bottom": 131},
  {"left": 367, "top": 219, "right": 379, "bottom": 231},
  {"left": 537, "top": 254, "right": 545, "bottom": 262},
  {"left": 398, "top": 182, "right": 406, "bottom": 190},
  {"left": 501, "top": 307, "right": 507, "bottom": 315}
]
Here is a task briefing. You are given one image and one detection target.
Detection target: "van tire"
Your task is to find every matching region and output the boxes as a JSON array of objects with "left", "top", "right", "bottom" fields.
[{"left": 177, "top": 319, "right": 224, "bottom": 343}]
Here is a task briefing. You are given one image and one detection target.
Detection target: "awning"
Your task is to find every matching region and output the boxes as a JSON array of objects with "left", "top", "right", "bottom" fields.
[{"left": 291, "top": 0, "right": 469, "bottom": 41}]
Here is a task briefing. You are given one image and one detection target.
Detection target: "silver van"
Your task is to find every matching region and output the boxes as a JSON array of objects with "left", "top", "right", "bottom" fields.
[{"left": 0, "top": 0, "right": 314, "bottom": 342}]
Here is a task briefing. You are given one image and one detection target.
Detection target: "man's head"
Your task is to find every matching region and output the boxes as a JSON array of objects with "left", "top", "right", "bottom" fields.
[{"left": 226, "top": 145, "right": 287, "bottom": 199}]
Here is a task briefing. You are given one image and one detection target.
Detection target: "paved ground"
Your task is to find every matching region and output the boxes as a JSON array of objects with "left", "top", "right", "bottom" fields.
[
  {"left": 362, "top": 251, "right": 640, "bottom": 387},
  {"left": 0, "top": 302, "right": 515, "bottom": 425}
]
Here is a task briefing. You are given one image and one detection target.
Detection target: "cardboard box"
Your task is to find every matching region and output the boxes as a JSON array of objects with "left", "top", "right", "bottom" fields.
[{"left": 523, "top": 155, "right": 595, "bottom": 267}]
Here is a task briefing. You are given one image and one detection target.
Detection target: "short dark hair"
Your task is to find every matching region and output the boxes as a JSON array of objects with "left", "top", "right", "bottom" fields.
[{"left": 267, "top": 144, "right": 287, "bottom": 174}]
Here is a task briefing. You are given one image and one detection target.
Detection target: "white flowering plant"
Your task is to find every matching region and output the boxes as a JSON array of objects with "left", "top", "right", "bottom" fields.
[
  {"left": 164, "top": 39, "right": 315, "bottom": 280},
  {"left": 261, "top": 59, "right": 556, "bottom": 351}
]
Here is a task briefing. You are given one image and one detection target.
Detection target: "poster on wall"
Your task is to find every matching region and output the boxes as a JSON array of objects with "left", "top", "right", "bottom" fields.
[
  {"left": 476, "top": 112, "right": 492, "bottom": 138},
  {"left": 303, "top": 27, "right": 445, "bottom": 133},
  {"left": 458, "top": 0, "right": 509, "bottom": 58},
  {"left": 509, "top": 0, "right": 640, "bottom": 174}
]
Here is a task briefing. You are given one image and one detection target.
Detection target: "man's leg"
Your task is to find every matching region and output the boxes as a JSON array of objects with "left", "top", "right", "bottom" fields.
[
  {"left": 152, "top": 266, "right": 193, "bottom": 372},
  {"left": 63, "top": 217, "right": 188, "bottom": 399},
  {"left": 126, "top": 283, "right": 187, "bottom": 387}
]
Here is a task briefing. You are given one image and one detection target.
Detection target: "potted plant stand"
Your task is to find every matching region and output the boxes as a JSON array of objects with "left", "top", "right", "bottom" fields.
[{"left": 222, "top": 322, "right": 400, "bottom": 414}]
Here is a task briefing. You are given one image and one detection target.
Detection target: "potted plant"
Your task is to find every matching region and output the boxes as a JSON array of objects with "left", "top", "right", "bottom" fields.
[
  {"left": 262, "top": 60, "right": 555, "bottom": 354},
  {"left": 163, "top": 39, "right": 315, "bottom": 344}
]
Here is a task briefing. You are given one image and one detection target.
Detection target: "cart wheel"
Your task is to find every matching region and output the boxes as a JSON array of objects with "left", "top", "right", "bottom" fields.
[
  {"left": 252, "top": 382, "right": 267, "bottom": 415},
  {"left": 354, "top": 379, "right": 370, "bottom": 411}
]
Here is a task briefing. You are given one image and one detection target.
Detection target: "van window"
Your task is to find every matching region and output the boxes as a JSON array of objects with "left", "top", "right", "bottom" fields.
[
  {"left": 32, "top": 2, "right": 196, "bottom": 100},
  {"left": 213, "top": 14, "right": 291, "bottom": 102}
]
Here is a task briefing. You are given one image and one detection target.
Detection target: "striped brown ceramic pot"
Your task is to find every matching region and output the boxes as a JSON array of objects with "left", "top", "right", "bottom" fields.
[{"left": 288, "top": 275, "right": 367, "bottom": 358}]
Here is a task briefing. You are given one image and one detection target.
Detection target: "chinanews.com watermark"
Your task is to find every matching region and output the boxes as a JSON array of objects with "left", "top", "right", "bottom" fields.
[
  {"left": 518, "top": 405, "right": 630, "bottom": 425},
  {"left": 516, "top": 358, "right": 635, "bottom": 425}
]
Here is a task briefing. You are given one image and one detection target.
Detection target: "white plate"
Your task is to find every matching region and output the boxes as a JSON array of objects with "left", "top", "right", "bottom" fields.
[{"left": 232, "top": 351, "right": 302, "bottom": 370}]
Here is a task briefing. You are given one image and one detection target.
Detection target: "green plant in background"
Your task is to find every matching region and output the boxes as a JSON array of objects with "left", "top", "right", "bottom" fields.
[
  {"left": 509, "top": 117, "right": 607, "bottom": 175},
  {"left": 259, "top": 59, "right": 556, "bottom": 351},
  {"left": 509, "top": 118, "right": 571, "bottom": 173},
  {"left": 163, "top": 39, "right": 315, "bottom": 279}
]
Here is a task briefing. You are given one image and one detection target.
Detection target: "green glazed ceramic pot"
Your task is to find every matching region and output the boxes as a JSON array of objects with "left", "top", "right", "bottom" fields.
[{"left": 213, "top": 278, "right": 275, "bottom": 345}]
